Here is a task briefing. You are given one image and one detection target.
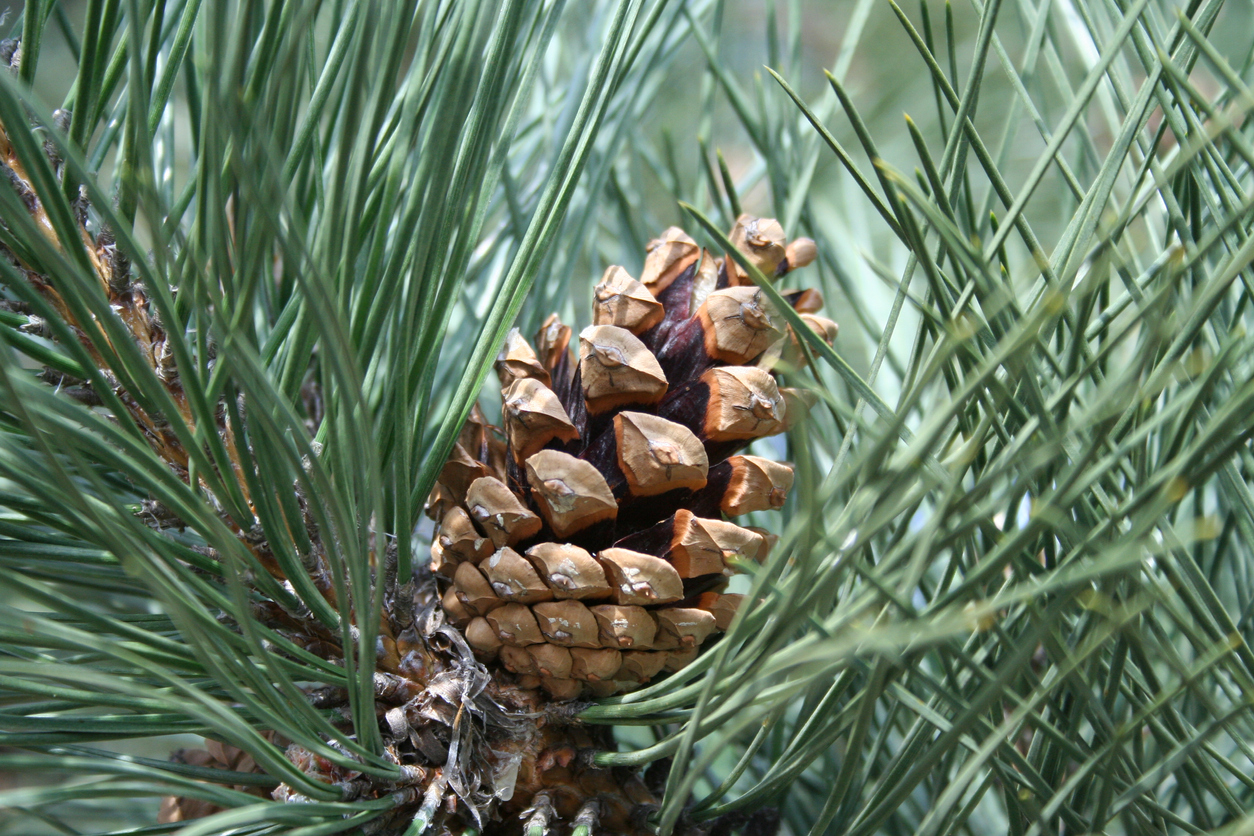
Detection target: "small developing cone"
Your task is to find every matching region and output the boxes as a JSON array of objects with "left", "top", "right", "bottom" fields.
[{"left": 428, "top": 215, "right": 827, "bottom": 702}]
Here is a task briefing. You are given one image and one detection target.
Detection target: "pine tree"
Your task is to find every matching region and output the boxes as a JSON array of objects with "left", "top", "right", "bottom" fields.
[{"left": 4, "top": 1, "right": 1254, "bottom": 835}]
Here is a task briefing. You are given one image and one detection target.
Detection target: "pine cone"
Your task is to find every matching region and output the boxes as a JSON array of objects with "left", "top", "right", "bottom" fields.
[{"left": 429, "top": 216, "right": 830, "bottom": 701}]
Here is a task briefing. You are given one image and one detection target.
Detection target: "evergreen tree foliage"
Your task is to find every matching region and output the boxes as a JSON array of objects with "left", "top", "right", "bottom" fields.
[{"left": 3, "top": 0, "right": 1254, "bottom": 834}]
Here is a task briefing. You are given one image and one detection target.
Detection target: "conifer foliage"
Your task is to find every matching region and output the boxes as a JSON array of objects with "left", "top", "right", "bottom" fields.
[{"left": 6, "top": 0, "right": 1254, "bottom": 835}]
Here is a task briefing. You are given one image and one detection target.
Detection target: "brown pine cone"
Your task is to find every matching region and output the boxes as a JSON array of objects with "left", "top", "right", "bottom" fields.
[{"left": 429, "top": 215, "right": 829, "bottom": 701}]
